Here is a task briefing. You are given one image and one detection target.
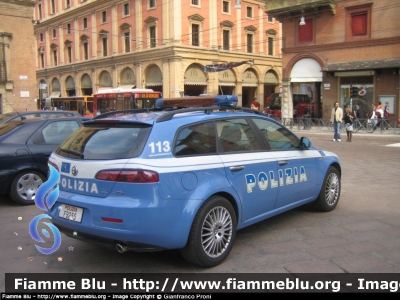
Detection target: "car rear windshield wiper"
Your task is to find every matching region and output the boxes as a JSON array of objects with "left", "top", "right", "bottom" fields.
[{"left": 60, "top": 148, "right": 83, "bottom": 158}]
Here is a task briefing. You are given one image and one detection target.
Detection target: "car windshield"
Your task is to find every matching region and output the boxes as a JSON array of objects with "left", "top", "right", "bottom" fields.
[{"left": 55, "top": 124, "right": 152, "bottom": 160}]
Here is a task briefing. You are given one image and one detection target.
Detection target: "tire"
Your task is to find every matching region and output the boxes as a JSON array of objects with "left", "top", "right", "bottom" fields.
[
  {"left": 180, "top": 195, "right": 237, "bottom": 267},
  {"left": 313, "top": 166, "right": 341, "bottom": 212},
  {"left": 9, "top": 170, "right": 46, "bottom": 205}
]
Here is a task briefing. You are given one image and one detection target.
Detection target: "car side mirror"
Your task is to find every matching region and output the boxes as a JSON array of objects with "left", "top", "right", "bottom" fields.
[{"left": 299, "top": 137, "right": 311, "bottom": 149}]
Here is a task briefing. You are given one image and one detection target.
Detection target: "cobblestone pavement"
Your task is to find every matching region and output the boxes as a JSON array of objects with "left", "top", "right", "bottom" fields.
[{"left": 1, "top": 131, "right": 400, "bottom": 292}]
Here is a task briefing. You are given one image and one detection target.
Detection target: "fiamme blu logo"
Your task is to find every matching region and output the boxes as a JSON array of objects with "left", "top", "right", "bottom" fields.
[{"left": 29, "top": 164, "right": 62, "bottom": 254}]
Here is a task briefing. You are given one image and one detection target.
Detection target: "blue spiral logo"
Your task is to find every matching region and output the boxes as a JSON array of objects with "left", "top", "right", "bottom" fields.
[
  {"left": 29, "top": 164, "right": 62, "bottom": 255},
  {"left": 29, "top": 214, "right": 62, "bottom": 254}
]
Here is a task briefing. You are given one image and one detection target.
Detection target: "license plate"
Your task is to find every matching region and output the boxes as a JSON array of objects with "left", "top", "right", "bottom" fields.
[{"left": 59, "top": 204, "right": 83, "bottom": 222}]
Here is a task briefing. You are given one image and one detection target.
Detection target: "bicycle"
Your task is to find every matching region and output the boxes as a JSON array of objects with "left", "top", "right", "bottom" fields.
[
  {"left": 353, "top": 118, "right": 381, "bottom": 133},
  {"left": 363, "top": 118, "right": 384, "bottom": 133}
]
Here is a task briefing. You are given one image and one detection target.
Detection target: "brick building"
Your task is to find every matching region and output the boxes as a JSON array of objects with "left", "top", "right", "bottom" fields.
[
  {"left": 0, "top": 0, "right": 38, "bottom": 113},
  {"left": 266, "top": 0, "right": 400, "bottom": 122},
  {"left": 33, "top": 0, "right": 283, "bottom": 111}
]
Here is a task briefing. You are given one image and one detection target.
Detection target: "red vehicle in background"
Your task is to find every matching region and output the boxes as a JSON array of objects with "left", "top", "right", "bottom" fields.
[
  {"left": 93, "top": 88, "right": 161, "bottom": 116},
  {"left": 265, "top": 93, "right": 282, "bottom": 118},
  {"left": 265, "top": 93, "right": 314, "bottom": 118}
]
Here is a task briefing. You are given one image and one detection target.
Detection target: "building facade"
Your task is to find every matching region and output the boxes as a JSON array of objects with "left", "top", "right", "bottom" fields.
[
  {"left": 0, "top": 0, "right": 38, "bottom": 113},
  {"left": 266, "top": 0, "right": 400, "bottom": 121},
  {"left": 33, "top": 0, "right": 283, "bottom": 111}
]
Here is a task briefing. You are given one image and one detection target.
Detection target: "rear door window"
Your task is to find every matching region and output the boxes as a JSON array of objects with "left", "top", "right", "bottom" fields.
[
  {"left": 39, "top": 120, "right": 80, "bottom": 144},
  {"left": 174, "top": 122, "right": 216, "bottom": 156},
  {"left": 216, "top": 118, "right": 261, "bottom": 153}
]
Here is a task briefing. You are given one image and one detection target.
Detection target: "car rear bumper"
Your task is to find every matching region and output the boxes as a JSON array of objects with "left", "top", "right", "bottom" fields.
[
  {"left": 48, "top": 193, "right": 203, "bottom": 250},
  {"left": 55, "top": 223, "right": 166, "bottom": 252}
]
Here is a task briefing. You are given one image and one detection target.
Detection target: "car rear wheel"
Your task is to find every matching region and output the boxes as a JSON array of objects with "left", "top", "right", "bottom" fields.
[
  {"left": 313, "top": 166, "right": 341, "bottom": 212},
  {"left": 180, "top": 195, "right": 237, "bottom": 267},
  {"left": 9, "top": 170, "right": 46, "bottom": 205}
]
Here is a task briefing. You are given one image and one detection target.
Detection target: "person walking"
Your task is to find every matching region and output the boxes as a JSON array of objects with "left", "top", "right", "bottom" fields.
[
  {"left": 384, "top": 103, "right": 390, "bottom": 129},
  {"left": 373, "top": 105, "right": 384, "bottom": 132},
  {"left": 330, "top": 102, "right": 343, "bottom": 142},
  {"left": 343, "top": 107, "right": 354, "bottom": 142},
  {"left": 354, "top": 104, "right": 363, "bottom": 119}
]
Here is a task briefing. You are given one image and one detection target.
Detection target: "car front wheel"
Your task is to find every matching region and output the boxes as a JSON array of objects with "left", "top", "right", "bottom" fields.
[
  {"left": 180, "top": 195, "right": 237, "bottom": 267},
  {"left": 9, "top": 170, "right": 46, "bottom": 205},
  {"left": 313, "top": 166, "right": 341, "bottom": 212}
]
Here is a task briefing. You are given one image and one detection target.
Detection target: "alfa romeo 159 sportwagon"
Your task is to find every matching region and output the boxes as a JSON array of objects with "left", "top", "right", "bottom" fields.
[{"left": 47, "top": 99, "right": 341, "bottom": 267}]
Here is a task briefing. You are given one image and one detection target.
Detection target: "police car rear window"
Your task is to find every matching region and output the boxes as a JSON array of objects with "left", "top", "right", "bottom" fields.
[{"left": 55, "top": 124, "right": 151, "bottom": 160}]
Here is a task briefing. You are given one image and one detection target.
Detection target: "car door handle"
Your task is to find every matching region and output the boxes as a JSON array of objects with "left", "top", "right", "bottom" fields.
[
  {"left": 230, "top": 166, "right": 245, "bottom": 171},
  {"left": 278, "top": 160, "right": 289, "bottom": 165}
]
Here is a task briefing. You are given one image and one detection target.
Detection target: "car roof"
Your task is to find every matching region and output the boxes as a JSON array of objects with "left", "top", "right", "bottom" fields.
[
  {"left": 87, "top": 106, "right": 266, "bottom": 126},
  {"left": 23, "top": 115, "right": 89, "bottom": 122},
  {"left": 1, "top": 115, "right": 90, "bottom": 126},
  {"left": 1, "top": 110, "right": 79, "bottom": 115},
  {"left": 0, "top": 110, "right": 80, "bottom": 123}
]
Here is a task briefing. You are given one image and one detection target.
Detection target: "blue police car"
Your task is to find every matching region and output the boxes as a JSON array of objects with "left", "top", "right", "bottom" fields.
[{"left": 47, "top": 98, "right": 341, "bottom": 267}]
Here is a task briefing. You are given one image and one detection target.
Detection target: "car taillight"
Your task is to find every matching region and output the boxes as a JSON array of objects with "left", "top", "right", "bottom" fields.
[
  {"left": 95, "top": 170, "right": 159, "bottom": 183},
  {"left": 48, "top": 161, "right": 59, "bottom": 172}
]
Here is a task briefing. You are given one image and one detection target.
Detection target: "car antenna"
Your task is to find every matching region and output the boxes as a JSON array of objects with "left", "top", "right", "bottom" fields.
[{"left": 3, "top": 97, "right": 24, "bottom": 119}]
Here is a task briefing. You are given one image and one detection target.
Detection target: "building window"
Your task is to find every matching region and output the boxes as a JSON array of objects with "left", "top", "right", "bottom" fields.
[
  {"left": 53, "top": 28, "right": 57, "bottom": 38},
  {"left": 53, "top": 50, "right": 58, "bottom": 66},
  {"left": 67, "top": 46, "right": 72, "bottom": 63},
  {"left": 102, "top": 11, "right": 107, "bottom": 23},
  {"left": 223, "top": 30, "right": 230, "bottom": 50},
  {"left": 246, "top": 6, "right": 252, "bottom": 18},
  {"left": 149, "top": 0, "right": 155, "bottom": 9},
  {"left": 38, "top": 4, "right": 42, "bottom": 19},
  {"left": 191, "top": 0, "right": 199, "bottom": 6},
  {"left": 222, "top": 1, "right": 229, "bottom": 13},
  {"left": 51, "top": 0, "right": 55, "bottom": 14},
  {"left": 83, "top": 42, "right": 88, "bottom": 60},
  {"left": 67, "top": 23, "right": 71, "bottom": 34},
  {"left": 40, "top": 53, "right": 44, "bottom": 68},
  {"left": 346, "top": 5, "right": 371, "bottom": 41},
  {"left": 268, "top": 37, "right": 273, "bottom": 55},
  {"left": 247, "top": 34, "right": 253, "bottom": 53},
  {"left": 124, "top": 32, "right": 130, "bottom": 52},
  {"left": 102, "top": 38, "right": 108, "bottom": 56},
  {"left": 192, "top": 24, "right": 199, "bottom": 46},
  {"left": 123, "top": 3, "right": 130, "bottom": 16},
  {"left": 352, "top": 12, "right": 367, "bottom": 36},
  {"left": 66, "top": 0, "right": 70, "bottom": 8},
  {"left": 40, "top": 33, "right": 43, "bottom": 42},
  {"left": 299, "top": 19, "right": 313, "bottom": 43},
  {"left": 83, "top": 17, "right": 88, "bottom": 29},
  {"left": 267, "top": 15, "right": 273, "bottom": 22},
  {"left": 149, "top": 26, "right": 156, "bottom": 48}
]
